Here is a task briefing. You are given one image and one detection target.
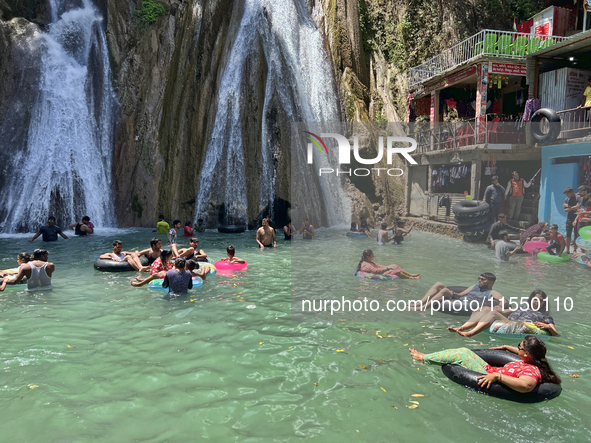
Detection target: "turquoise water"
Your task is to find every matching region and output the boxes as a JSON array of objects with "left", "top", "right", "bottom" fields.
[{"left": 0, "top": 228, "right": 590, "bottom": 442}]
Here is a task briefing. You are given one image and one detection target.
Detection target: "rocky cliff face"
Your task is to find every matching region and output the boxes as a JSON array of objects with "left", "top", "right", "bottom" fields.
[
  {"left": 0, "top": 0, "right": 411, "bottom": 229},
  {"left": 0, "top": 17, "right": 44, "bottom": 208}
]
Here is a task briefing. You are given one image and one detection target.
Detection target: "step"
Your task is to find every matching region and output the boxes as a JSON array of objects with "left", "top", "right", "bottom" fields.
[
  {"left": 520, "top": 206, "right": 533, "bottom": 215},
  {"left": 518, "top": 213, "right": 535, "bottom": 224},
  {"left": 508, "top": 233, "right": 520, "bottom": 241}
]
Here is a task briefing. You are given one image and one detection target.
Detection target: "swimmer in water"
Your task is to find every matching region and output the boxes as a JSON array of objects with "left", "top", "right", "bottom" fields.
[
  {"left": 355, "top": 249, "right": 420, "bottom": 279},
  {"left": 220, "top": 245, "right": 246, "bottom": 264},
  {"left": 100, "top": 240, "right": 150, "bottom": 272}
]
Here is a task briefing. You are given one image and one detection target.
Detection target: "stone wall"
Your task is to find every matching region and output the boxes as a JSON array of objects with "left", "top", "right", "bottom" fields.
[{"left": 400, "top": 216, "right": 463, "bottom": 240}]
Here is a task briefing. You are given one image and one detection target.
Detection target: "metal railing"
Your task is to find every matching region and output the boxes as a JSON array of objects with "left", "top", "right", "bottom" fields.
[
  {"left": 412, "top": 115, "right": 526, "bottom": 153},
  {"left": 409, "top": 30, "right": 570, "bottom": 88},
  {"left": 557, "top": 107, "right": 591, "bottom": 139}
]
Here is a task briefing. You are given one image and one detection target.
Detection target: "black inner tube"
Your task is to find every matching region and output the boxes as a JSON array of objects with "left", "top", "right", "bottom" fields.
[
  {"left": 94, "top": 255, "right": 149, "bottom": 272},
  {"left": 441, "top": 349, "right": 562, "bottom": 403},
  {"left": 218, "top": 225, "right": 246, "bottom": 234}
]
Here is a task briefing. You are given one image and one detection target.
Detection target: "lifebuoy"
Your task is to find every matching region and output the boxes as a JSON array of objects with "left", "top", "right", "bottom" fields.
[
  {"left": 452, "top": 201, "right": 490, "bottom": 219},
  {"left": 530, "top": 108, "right": 561, "bottom": 143},
  {"left": 94, "top": 255, "right": 149, "bottom": 272},
  {"left": 442, "top": 349, "right": 562, "bottom": 402},
  {"left": 458, "top": 221, "right": 492, "bottom": 238},
  {"left": 217, "top": 225, "right": 246, "bottom": 234},
  {"left": 454, "top": 214, "right": 489, "bottom": 227},
  {"left": 435, "top": 286, "right": 498, "bottom": 316}
]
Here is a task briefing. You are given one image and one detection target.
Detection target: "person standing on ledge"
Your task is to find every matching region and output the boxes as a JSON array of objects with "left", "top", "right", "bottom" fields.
[
  {"left": 29, "top": 216, "right": 69, "bottom": 242},
  {"left": 69, "top": 215, "right": 94, "bottom": 236},
  {"left": 256, "top": 218, "right": 276, "bottom": 248},
  {"left": 299, "top": 219, "right": 314, "bottom": 240},
  {"left": 563, "top": 187, "right": 583, "bottom": 254},
  {"left": 481, "top": 176, "right": 505, "bottom": 222},
  {"left": 153, "top": 215, "right": 170, "bottom": 234},
  {"left": 576, "top": 76, "right": 591, "bottom": 121},
  {"left": 504, "top": 171, "right": 533, "bottom": 222}
]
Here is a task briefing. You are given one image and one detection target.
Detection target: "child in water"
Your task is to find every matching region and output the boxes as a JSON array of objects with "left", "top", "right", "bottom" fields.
[
  {"left": 220, "top": 245, "right": 246, "bottom": 264},
  {"left": 186, "top": 259, "right": 209, "bottom": 281}
]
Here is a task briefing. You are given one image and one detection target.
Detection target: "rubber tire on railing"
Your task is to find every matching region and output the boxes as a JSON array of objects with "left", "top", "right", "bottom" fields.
[
  {"left": 452, "top": 200, "right": 490, "bottom": 219},
  {"left": 454, "top": 214, "right": 489, "bottom": 227},
  {"left": 530, "top": 108, "right": 561, "bottom": 144}
]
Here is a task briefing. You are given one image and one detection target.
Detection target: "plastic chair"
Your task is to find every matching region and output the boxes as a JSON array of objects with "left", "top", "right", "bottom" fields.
[
  {"left": 475, "top": 33, "right": 498, "bottom": 55},
  {"left": 496, "top": 34, "right": 512, "bottom": 56},
  {"left": 511, "top": 36, "right": 528, "bottom": 56},
  {"left": 528, "top": 37, "right": 542, "bottom": 54},
  {"left": 540, "top": 38, "right": 555, "bottom": 49}
]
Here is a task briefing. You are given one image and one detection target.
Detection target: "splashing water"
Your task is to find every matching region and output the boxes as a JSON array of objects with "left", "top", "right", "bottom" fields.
[
  {"left": 195, "top": 0, "right": 349, "bottom": 227},
  {"left": 0, "top": 0, "right": 116, "bottom": 232}
]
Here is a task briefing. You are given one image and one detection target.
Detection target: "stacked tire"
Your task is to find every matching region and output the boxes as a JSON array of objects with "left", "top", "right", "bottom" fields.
[{"left": 453, "top": 201, "right": 491, "bottom": 242}]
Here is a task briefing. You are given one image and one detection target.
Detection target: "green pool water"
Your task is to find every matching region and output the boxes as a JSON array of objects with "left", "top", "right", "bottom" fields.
[{"left": 0, "top": 228, "right": 589, "bottom": 442}]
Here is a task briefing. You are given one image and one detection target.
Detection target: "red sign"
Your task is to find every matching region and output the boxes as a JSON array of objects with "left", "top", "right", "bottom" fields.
[
  {"left": 490, "top": 63, "right": 527, "bottom": 76},
  {"left": 424, "top": 66, "right": 477, "bottom": 94}
]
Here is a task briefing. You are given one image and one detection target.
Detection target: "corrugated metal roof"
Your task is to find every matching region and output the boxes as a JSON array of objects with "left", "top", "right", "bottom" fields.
[{"left": 526, "top": 30, "right": 591, "bottom": 59}]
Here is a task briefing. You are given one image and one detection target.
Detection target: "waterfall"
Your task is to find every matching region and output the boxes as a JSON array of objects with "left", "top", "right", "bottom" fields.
[
  {"left": 0, "top": 0, "right": 116, "bottom": 232},
  {"left": 195, "top": 0, "right": 349, "bottom": 227}
]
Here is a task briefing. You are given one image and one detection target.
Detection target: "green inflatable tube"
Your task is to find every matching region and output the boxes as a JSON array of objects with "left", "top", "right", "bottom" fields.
[
  {"left": 537, "top": 252, "right": 570, "bottom": 262},
  {"left": 579, "top": 226, "right": 591, "bottom": 240}
]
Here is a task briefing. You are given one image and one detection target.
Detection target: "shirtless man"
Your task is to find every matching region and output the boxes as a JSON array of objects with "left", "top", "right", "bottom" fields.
[
  {"left": 100, "top": 240, "right": 149, "bottom": 272},
  {"left": 177, "top": 237, "right": 208, "bottom": 261},
  {"left": 256, "top": 218, "right": 276, "bottom": 248},
  {"left": 299, "top": 219, "right": 315, "bottom": 240},
  {"left": 1, "top": 249, "right": 54, "bottom": 291},
  {"left": 134, "top": 238, "right": 162, "bottom": 264}
]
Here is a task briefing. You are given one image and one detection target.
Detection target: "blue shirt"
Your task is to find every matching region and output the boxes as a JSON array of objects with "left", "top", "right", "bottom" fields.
[{"left": 162, "top": 269, "right": 192, "bottom": 297}]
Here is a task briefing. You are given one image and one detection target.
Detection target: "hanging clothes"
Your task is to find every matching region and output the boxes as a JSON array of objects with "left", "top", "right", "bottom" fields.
[{"left": 523, "top": 98, "right": 541, "bottom": 121}]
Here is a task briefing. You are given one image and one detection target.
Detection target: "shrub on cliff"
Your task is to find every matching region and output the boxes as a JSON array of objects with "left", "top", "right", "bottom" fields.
[{"left": 135, "top": 0, "right": 166, "bottom": 25}]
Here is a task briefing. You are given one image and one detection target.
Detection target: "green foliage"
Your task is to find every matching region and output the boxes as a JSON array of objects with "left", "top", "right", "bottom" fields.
[
  {"left": 375, "top": 99, "right": 388, "bottom": 122},
  {"left": 358, "top": 0, "right": 375, "bottom": 52},
  {"left": 135, "top": 0, "right": 166, "bottom": 25}
]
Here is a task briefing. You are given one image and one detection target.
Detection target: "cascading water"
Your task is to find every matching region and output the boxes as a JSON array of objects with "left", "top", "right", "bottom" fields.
[
  {"left": 0, "top": 0, "right": 116, "bottom": 232},
  {"left": 195, "top": 0, "right": 349, "bottom": 227}
]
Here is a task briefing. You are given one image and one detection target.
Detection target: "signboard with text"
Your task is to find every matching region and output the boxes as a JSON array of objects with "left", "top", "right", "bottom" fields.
[
  {"left": 424, "top": 66, "right": 477, "bottom": 94},
  {"left": 490, "top": 63, "right": 527, "bottom": 76}
]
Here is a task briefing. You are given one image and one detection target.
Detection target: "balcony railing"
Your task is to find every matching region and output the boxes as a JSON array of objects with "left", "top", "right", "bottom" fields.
[
  {"left": 412, "top": 115, "right": 526, "bottom": 153},
  {"left": 557, "top": 107, "right": 591, "bottom": 139},
  {"left": 409, "top": 30, "right": 570, "bottom": 88}
]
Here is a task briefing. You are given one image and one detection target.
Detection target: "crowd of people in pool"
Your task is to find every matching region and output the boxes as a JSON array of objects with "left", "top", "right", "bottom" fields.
[
  {"left": 477, "top": 167, "right": 591, "bottom": 260},
  {"left": 0, "top": 210, "right": 574, "bottom": 399}
]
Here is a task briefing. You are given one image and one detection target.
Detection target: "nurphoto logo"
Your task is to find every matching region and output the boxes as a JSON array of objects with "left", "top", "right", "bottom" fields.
[{"left": 304, "top": 131, "right": 418, "bottom": 177}]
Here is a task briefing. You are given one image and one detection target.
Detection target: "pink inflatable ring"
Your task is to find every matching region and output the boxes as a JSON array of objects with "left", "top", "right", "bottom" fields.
[
  {"left": 214, "top": 260, "right": 248, "bottom": 271},
  {"left": 523, "top": 240, "right": 549, "bottom": 254}
]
